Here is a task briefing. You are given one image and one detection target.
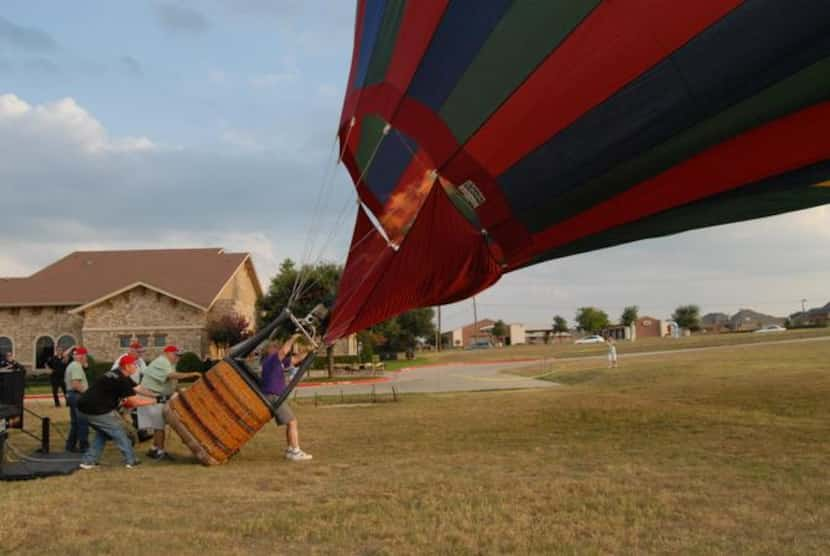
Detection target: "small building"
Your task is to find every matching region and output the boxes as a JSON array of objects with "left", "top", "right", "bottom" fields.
[
  {"left": 507, "top": 323, "right": 526, "bottom": 346},
  {"left": 603, "top": 323, "right": 632, "bottom": 341},
  {"left": 442, "top": 319, "right": 495, "bottom": 348},
  {"left": 0, "top": 248, "right": 262, "bottom": 367},
  {"left": 701, "top": 312, "right": 730, "bottom": 333},
  {"left": 635, "top": 316, "right": 663, "bottom": 339}
]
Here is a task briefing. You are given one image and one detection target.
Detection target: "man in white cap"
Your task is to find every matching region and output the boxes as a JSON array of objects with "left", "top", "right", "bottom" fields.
[
  {"left": 111, "top": 341, "right": 147, "bottom": 384},
  {"left": 138, "top": 345, "right": 201, "bottom": 460}
]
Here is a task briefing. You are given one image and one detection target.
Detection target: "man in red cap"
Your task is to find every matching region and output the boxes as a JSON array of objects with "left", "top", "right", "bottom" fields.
[
  {"left": 64, "top": 347, "right": 90, "bottom": 452},
  {"left": 111, "top": 340, "right": 150, "bottom": 441},
  {"left": 79, "top": 354, "right": 158, "bottom": 469},
  {"left": 138, "top": 345, "right": 201, "bottom": 459}
]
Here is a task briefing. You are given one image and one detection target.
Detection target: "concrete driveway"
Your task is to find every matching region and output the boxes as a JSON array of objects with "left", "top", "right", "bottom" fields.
[{"left": 294, "top": 360, "right": 554, "bottom": 397}]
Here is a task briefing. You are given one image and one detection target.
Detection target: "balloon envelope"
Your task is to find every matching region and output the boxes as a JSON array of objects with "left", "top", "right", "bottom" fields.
[{"left": 327, "top": 0, "right": 830, "bottom": 341}]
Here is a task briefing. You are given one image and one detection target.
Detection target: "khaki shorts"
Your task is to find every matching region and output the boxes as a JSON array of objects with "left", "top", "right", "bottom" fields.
[
  {"left": 137, "top": 403, "right": 165, "bottom": 430},
  {"left": 266, "top": 395, "right": 295, "bottom": 426}
]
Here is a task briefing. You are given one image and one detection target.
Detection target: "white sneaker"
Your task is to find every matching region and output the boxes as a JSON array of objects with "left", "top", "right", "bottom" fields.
[
  {"left": 79, "top": 463, "right": 97, "bottom": 470},
  {"left": 285, "top": 448, "right": 312, "bottom": 461}
]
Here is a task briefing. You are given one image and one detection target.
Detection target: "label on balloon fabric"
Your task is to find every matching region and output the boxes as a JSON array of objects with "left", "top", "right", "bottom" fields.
[{"left": 458, "top": 180, "right": 486, "bottom": 209}]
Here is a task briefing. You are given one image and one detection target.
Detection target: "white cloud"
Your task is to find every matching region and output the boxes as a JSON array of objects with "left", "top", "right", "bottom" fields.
[
  {"left": 221, "top": 128, "right": 265, "bottom": 152},
  {"left": 249, "top": 71, "right": 298, "bottom": 88},
  {"left": 0, "top": 93, "right": 155, "bottom": 154}
]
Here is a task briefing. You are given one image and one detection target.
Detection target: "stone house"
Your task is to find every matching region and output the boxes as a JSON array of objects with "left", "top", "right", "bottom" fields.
[
  {"left": 0, "top": 248, "right": 262, "bottom": 368},
  {"left": 728, "top": 309, "right": 786, "bottom": 332}
]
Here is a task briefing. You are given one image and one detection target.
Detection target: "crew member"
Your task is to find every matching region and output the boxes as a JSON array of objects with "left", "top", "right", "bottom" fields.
[
  {"left": 78, "top": 354, "right": 158, "bottom": 469},
  {"left": 111, "top": 341, "right": 147, "bottom": 383},
  {"left": 65, "top": 347, "right": 90, "bottom": 453},
  {"left": 111, "top": 340, "right": 150, "bottom": 440},
  {"left": 138, "top": 345, "right": 201, "bottom": 460},
  {"left": 262, "top": 334, "right": 312, "bottom": 461},
  {"left": 46, "top": 347, "right": 69, "bottom": 407}
]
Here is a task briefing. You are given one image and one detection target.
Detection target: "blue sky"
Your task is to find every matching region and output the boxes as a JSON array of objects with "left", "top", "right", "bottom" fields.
[{"left": 2, "top": 2, "right": 829, "bottom": 330}]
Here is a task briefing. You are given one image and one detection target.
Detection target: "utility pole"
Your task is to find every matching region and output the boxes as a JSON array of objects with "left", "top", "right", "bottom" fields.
[
  {"left": 435, "top": 305, "right": 441, "bottom": 352},
  {"left": 801, "top": 298, "right": 807, "bottom": 314},
  {"left": 472, "top": 296, "right": 478, "bottom": 345}
]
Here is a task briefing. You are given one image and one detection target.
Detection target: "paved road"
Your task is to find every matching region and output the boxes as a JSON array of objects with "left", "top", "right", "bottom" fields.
[{"left": 293, "top": 359, "right": 554, "bottom": 398}]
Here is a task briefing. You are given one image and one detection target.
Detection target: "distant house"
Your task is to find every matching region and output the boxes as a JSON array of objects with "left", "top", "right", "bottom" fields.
[
  {"left": 701, "top": 312, "right": 730, "bottom": 333},
  {"left": 728, "top": 309, "right": 786, "bottom": 332},
  {"left": 790, "top": 302, "right": 830, "bottom": 327},
  {"left": 0, "top": 248, "right": 263, "bottom": 368}
]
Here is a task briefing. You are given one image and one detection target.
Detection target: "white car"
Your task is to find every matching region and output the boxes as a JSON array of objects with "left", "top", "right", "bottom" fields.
[
  {"left": 754, "top": 324, "right": 787, "bottom": 333},
  {"left": 575, "top": 335, "right": 605, "bottom": 344}
]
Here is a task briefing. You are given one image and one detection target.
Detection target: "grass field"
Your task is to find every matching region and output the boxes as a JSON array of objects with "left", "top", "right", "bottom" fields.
[
  {"left": 2, "top": 338, "right": 829, "bottom": 554},
  {"left": 421, "top": 327, "right": 830, "bottom": 365}
]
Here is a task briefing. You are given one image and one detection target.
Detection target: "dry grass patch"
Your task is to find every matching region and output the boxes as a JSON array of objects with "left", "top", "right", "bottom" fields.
[{"left": 2, "top": 341, "right": 829, "bottom": 554}]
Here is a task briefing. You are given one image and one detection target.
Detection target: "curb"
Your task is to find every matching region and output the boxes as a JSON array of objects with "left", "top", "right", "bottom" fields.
[{"left": 24, "top": 376, "right": 392, "bottom": 402}]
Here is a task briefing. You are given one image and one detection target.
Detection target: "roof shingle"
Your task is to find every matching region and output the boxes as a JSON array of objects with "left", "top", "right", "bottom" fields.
[{"left": 0, "top": 248, "right": 252, "bottom": 309}]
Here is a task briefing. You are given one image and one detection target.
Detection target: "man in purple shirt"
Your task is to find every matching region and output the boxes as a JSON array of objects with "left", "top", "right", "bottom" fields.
[{"left": 261, "top": 334, "right": 312, "bottom": 461}]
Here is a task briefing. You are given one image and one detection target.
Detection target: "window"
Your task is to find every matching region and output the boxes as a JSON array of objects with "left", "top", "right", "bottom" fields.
[
  {"left": 0, "top": 336, "right": 12, "bottom": 358},
  {"left": 154, "top": 334, "right": 167, "bottom": 347},
  {"left": 57, "top": 335, "right": 76, "bottom": 350},
  {"left": 136, "top": 335, "right": 150, "bottom": 347},
  {"left": 35, "top": 336, "right": 55, "bottom": 369},
  {"left": 119, "top": 335, "right": 132, "bottom": 348}
]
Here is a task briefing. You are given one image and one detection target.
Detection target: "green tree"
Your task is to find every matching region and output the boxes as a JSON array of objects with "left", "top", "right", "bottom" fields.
[
  {"left": 552, "top": 315, "right": 568, "bottom": 343},
  {"left": 575, "top": 307, "right": 609, "bottom": 333},
  {"left": 258, "top": 258, "right": 342, "bottom": 376},
  {"left": 672, "top": 304, "right": 701, "bottom": 331},
  {"left": 552, "top": 315, "right": 568, "bottom": 333},
  {"left": 621, "top": 305, "right": 639, "bottom": 327},
  {"left": 369, "top": 308, "right": 435, "bottom": 355},
  {"left": 491, "top": 320, "right": 508, "bottom": 345}
]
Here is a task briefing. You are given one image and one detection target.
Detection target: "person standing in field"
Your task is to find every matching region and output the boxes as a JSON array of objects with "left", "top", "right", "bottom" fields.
[
  {"left": 78, "top": 354, "right": 158, "bottom": 469},
  {"left": 607, "top": 337, "right": 618, "bottom": 369},
  {"left": 64, "top": 347, "right": 90, "bottom": 452},
  {"left": 261, "top": 334, "right": 312, "bottom": 461},
  {"left": 111, "top": 341, "right": 148, "bottom": 384},
  {"left": 46, "top": 347, "right": 68, "bottom": 407},
  {"left": 138, "top": 345, "right": 201, "bottom": 460}
]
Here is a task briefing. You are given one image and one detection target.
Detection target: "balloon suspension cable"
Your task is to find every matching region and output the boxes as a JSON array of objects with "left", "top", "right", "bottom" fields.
[
  {"left": 289, "top": 119, "right": 355, "bottom": 308},
  {"left": 290, "top": 118, "right": 359, "bottom": 307},
  {"left": 293, "top": 120, "right": 386, "bottom": 303}
]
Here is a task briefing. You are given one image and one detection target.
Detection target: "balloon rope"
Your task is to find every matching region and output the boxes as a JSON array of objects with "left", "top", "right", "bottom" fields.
[{"left": 289, "top": 119, "right": 356, "bottom": 307}]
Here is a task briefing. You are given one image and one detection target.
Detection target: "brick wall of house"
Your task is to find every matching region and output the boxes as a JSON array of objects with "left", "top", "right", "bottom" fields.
[
  {"left": 80, "top": 285, "right": 207, "bottom": 362},
  {"left": 0, "top": 306, "right": 84, "bottom": 368},
  {"left": 208, "top": 260, "right": 259, "bottom": 327}
]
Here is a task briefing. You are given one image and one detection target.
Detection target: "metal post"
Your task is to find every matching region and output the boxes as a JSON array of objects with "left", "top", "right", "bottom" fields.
[{"left": 41, "top": 417, "right": 50, "bottom": 454}]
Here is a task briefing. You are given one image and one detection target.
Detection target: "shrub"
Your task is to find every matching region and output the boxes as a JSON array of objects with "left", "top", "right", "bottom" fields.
[{"left": 177, "top": 351, "right": 205, "bottom": 373}]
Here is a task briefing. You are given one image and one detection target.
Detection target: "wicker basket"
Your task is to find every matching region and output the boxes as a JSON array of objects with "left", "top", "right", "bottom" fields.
[{"left": 164, "top": 360, "right": 273, "bottom": 465}]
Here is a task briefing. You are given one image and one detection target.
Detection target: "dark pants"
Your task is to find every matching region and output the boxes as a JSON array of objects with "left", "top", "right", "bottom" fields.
[
  {"left": 81, "top": 411, "right": 137, "bottom": 465},
  {"left": 65, "top": 391, "right": 89, "bottom": 452},
  {"left": 50, "top": 376, "right": 67, "bottom": 407}
]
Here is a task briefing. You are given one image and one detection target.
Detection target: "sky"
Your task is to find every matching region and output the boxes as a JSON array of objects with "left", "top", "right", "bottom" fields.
[{"left": 2, "top": 1, "right": 829, "bottom": 331}]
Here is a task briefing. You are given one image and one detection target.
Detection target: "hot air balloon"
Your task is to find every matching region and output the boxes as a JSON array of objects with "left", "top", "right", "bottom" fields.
[{"left": 325, "top": 0, "right": 830, "bottom": 341}]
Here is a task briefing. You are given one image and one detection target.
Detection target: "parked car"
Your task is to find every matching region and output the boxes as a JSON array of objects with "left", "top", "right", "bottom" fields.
[
  {"left": 574, "top": 335, "right": 605, "bottom": 344},
  {"left": 467, "top": 340, "right": 492, "bottom": 350},
  {"left": 753, "top": 324, "right": 787, "bottom": 333}
]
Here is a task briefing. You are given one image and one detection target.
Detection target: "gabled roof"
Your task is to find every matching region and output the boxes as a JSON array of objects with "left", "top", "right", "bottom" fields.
[{"left": 0, "top": 248, "right": 259, "bottom": 310}]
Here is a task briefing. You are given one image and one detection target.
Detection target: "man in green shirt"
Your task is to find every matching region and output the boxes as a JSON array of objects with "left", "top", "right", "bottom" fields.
[
  {"left": 64, "top": 347, "right": 90, "bottom": 452},
  {"left": 138, "top": 345, "right": 200, "bottom": 460}
]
